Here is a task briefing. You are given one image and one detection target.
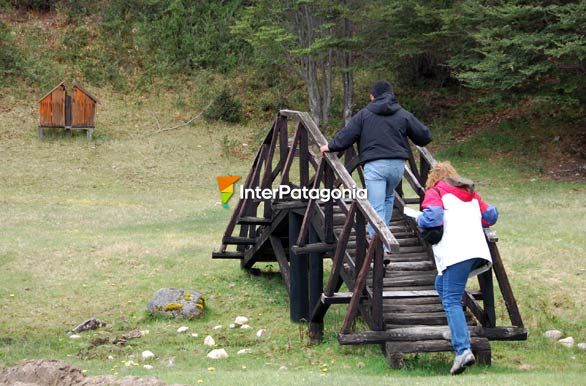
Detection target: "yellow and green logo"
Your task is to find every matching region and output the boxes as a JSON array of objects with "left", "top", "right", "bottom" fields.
[{"left": 217, "top": 176, "right": 241, "bottom": 208}]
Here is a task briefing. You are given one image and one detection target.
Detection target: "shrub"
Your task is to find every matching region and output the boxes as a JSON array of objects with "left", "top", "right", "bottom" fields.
[{"left": 204, "top": 88, "right": 242, "bottom": 123}]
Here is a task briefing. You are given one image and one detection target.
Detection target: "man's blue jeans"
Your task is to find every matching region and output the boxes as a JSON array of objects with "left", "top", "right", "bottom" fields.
[
  {"left": 435, "top": 258, "right": 484, "bottom": 355},
  {"left": 363, "top": 159, "right": 405, "bottom": 238}
]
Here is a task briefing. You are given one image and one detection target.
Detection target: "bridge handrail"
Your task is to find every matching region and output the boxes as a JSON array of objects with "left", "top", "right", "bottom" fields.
[{"left": 279, "top": 109, "right": 399, "bottom": 252}]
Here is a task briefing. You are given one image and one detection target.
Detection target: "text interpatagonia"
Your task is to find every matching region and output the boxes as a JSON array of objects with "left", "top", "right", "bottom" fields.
[{"left": 240, "top": 184, "right": 367, "bottom": 201}]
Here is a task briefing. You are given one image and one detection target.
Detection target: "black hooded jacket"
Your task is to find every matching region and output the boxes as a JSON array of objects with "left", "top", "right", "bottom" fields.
[{"left": 328, "top": 92, "right": 432, "bottom": 164}]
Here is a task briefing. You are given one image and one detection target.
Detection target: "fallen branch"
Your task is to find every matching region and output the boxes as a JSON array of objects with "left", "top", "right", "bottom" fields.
[{"left": 149, "top": 101, "right": 213, "bottom": 135}]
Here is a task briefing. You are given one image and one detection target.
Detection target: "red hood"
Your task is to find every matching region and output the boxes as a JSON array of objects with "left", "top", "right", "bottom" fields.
[{"left": 434, "top": 179, "right": 476, "bottom": 202}]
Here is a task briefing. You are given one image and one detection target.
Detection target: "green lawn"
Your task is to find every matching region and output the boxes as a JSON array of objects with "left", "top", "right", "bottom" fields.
[{"left": 0, "top": 90, "right": 584, "bottom": 385}]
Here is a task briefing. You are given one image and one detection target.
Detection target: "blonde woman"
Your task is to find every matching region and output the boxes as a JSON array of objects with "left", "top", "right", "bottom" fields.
[{"left": 417, "top": 162, "right": 498, "bottom": 375}]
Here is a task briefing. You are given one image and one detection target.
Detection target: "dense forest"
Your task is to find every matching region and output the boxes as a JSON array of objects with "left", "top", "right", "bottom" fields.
[{"left": 1, "top": 0, "right": 584, "bottom": 175}]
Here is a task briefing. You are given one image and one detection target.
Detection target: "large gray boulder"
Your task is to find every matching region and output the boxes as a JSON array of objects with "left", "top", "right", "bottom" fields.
[{"left": 147, "top": 288, "right": 205, "bottom": 319}]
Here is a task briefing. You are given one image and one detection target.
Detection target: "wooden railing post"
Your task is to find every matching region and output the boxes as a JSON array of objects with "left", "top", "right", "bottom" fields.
[
  {"left": 371, "top": 238, "right": 384, "bottom": 331},
  {"left": 308, "top": 226, "right": 324, "bottom": 343},
  {"left": 324, "top": 163, "right": 335, "bottom": 244},
  {"left": 299, "top": 124, "right": 309, "bottom": 188},
  {"left": 354, "top": 209, "right": 366, "bottom": 277}
]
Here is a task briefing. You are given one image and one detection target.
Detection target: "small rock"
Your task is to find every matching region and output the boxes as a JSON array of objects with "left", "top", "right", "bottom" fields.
[
  {"left": 143, "top": 364, "right": 154, "bottom": 370},
  {"left": 256, "top": 329, "right": 266, "bottom": 338},
  {"left": 234, "top": 316, "right": 249, "bottom": 326},
  {"left": 141, "top": 350, "right": 155, "bottom": 360},
  {"left": 544, "top": 330, "right": 563, "bottom": 340},
  {"left": 213, "top": 325, "right": 222, "bottom": 330},
  {"left": 191, "top": 333, "right": 199, "bottom": 337},
  {"left": 204, "top": 335, "right": 215, "bottom": 346},
  {"left": 237, "top": 349, "right": 252, "bottom": 355},
  {"left": 107, "top": 355, "right": 114, "bottom": 360},
  {"left": 278, "top": 365, "right": 288, "bottom": 371},
  {"left": 140, "top": 329, "right": 150, "bottom": 336},
  {"left": 577, "top": 343, "right": 586, "bottom": 350},
  {"left": 241, "top": 324, "right": 252, "bottom": 330},
  {"left": 207, "top": 348, "right": 228, "bottom": 359},
  {"left": 69, "top": 334, "right": 81, "bottom": 340},
  {"left": 229, "top": 323, "right": 237, "bottom": 329},
  {"left": 558, "top": 337, "right": 575, "bottom": 348},
  {"left": 177, "top": 326, "right": 189, "bottom": 333},
  {"left": 167, "top": 358, "right": 175, "bottom": 368}
]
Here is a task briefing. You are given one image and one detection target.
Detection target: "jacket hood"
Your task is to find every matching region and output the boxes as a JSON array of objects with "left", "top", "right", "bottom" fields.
[
  {"left": 366, "top": 92, "right": 401, "bottom": 116},
  {"left": 435, "top": 178, "right": 476, "bottom": 202}
]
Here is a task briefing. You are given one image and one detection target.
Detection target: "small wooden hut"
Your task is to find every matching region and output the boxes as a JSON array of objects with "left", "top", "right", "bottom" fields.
[
  {"left": 71, "top": 82, "right": 98, "bottom": 130},
  {"left": 38, "top": 81, "right": 66, "bottom": 130},
  {"left": 38, "top": 81, "right": 99, "bottom": 139}
]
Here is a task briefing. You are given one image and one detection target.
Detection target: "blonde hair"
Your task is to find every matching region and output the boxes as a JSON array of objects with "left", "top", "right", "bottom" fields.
[{"left": 425, "top": 161, "right": 460, "bottom": 189}]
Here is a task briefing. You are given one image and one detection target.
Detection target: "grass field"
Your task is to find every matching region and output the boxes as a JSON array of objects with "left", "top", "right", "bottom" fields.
[{"left": 0, "top": 89, "right": 585, "bottom": 385}]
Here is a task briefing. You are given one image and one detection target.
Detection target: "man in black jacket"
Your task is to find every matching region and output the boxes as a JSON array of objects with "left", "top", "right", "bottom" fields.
[{"left": 320, "top": 80, "right": 432, "bottom": 248}]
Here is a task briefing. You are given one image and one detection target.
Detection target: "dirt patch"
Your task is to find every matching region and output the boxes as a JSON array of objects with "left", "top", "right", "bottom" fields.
[{"left": 0, "top": 359, "right": 184, "bottom": 386}]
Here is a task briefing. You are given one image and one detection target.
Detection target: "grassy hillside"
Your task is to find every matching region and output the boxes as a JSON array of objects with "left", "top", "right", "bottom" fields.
[{"left": 0, "top": 82, "right": 585, "bottom": 384}]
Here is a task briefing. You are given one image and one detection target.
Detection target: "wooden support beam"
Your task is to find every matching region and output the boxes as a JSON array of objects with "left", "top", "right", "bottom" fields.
[
  {"left": 212, "top": 251, "right": 244, "bottom": 259},
  {"left": 324, "top": 202, "right": 357, "bottom": 297},
  {"left": 324, "top": 163, "right": 335, "bottom": 244},
  {"left": 222, "top": 236, "right": 257, "bottom": 245},
  {"left": 340, "top": 234, "right": 379, "bottom": 334},
  {"left": 464, "top": 291, "right": 488, "bottom": 327},
  {"left": 298, "top": 123, "right": 309, "bottom": 188},
  {"left": 371, "top": 239, "right": 384, "bottom": 331},
  {"left": 478, "top": 268, "right": 496, "bottom": 328},
  {"left": 241, "top": 209, "right": 288, "bottom": 269},
  {"left": 237, "top": 216, "right": 271, "bottom": 225},
  {"left": 296, "top": 159, "right": 324, "bottom": 247},
  {"left": 489, "top": 241, "right": 524, "bottom": 328},
  {"left": 289, "top": 211, "right": 309, "bottom": 321},
  {"left": 279, "top": 124, "right": 302, "bottom": 186},
  {"left": 338, "top": 326, "right": 527, "bottom": 345},
  {"left": 385, "top": 337, "right": 490, "bottom": 354},
  {"left": 291, "top": 242, "right": 336, "bottom": 254},
  {"left": 269, "top": 235, "right": 291, "bottom": 298}
]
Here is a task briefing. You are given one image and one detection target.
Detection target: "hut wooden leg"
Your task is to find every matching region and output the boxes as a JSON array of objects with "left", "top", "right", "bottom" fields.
[
  {"left": 87, "top": 128, "right": 94, "bottom": 140},
  {"left": 38, "top": 127, "right": 44, "bottom": 140},
  {"left": 65, "top": 128, "right": 72, "bottom": 138}
]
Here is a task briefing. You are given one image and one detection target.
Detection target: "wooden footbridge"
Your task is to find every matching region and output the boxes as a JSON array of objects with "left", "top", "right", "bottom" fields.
[{"left": 212, "top": 110, "right": 527, "bottom": 367}]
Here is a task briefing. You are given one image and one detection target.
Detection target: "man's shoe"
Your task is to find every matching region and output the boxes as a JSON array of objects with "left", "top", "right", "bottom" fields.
[{"left": 450, "top": 349, "right": 475, "bottom": 375}]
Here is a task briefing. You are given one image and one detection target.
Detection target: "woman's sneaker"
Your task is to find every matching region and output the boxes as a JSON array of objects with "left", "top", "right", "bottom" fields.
[{"left": 450, "top": 349, "right": 475, "bottom": 375}]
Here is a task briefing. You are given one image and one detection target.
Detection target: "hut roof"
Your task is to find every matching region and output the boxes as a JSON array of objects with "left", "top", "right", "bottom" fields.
[
  {"left": 72, "top": 81, "right": 99, "bottom": 103},
  {"left": 37, "top": 80, "right": 66, "bottom": 102}
]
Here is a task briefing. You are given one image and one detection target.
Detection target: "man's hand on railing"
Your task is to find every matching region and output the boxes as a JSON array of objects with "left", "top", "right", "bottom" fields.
[{"left": 320, "top": 144, "right": 330, "bottom": 153}]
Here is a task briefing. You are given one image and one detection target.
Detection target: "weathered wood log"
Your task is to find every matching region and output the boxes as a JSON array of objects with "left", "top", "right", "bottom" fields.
[
  {"left": 385, "top": 337, "right": 490, "bottom": 354},
  {"left": 339, "top": 326, "right": 526, "bottom": 345},
  {"left": 222, "top": 236, "right": 257, "bottom": 245},
  {"left": 211, "top": 251, "right": 244, "bottom": 259},
  {"left": 291, "top": 242, "right": 336, "bottom": 255},
  {"left": 388, "top": 261, "right": 435, "bottom": 271},
  {"left": 237, "top": 216, "right": 271, "bottom": 225}
]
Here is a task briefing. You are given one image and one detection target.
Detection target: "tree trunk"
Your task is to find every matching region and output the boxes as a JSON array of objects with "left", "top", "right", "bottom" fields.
[{"left": 342, "top": 14, "right": 354, "bottom": 125}]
